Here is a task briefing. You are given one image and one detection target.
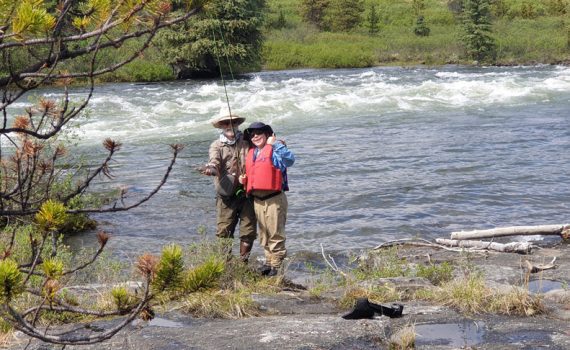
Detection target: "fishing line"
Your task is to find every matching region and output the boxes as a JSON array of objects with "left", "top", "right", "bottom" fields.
[
  {"left": 209, "top": 21, "right": 234, "bottom": 123},
  {"left": 209, "top": 14, "right": 244, "bottom": 173}
]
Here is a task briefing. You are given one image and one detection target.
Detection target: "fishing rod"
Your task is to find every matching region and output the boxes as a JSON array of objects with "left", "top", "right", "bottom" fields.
[{"left": 209, "top": 16, "right": 245, "bottom": 177}]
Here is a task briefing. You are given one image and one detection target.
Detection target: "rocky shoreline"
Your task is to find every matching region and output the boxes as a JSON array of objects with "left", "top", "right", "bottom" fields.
[{"left": 13, "top": 241, "right": 570, "bottom": 350}]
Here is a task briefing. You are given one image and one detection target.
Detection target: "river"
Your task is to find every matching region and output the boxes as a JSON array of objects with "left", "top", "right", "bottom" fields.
[{"left": 24, "top": 65, "right": 570, "bottom": 258}]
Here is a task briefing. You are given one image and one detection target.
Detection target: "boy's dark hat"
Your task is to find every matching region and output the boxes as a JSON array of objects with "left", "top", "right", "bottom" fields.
[{"left": 244, "top": 121, "right": 273, "bottom": 141}]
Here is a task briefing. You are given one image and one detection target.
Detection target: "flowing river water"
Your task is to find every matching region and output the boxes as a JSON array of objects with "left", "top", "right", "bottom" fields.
[{"left": 14, "top": 65, "right": 570, "bottom": 258}]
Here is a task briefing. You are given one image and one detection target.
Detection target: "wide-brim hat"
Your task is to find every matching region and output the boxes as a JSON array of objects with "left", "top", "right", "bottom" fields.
[
  {"left": 211, "top": 114, "right": 246, "bottom": 129},
  {"left": 244, "top": 121, "right": 273, "bottom": 141}
]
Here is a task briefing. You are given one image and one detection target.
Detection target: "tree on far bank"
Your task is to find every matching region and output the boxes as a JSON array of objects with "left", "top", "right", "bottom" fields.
[
  {"left": 367, "top": 4, "right": 381, "bottom": 35},
  {"left": 414, "top": 15, "right": 431, "bottom": 36},
  {"left": 272, "top": 8, "right": 288, "bottom": 29},
  {"left": 300, "top": 0, "right": 330, "bottom": 30},
  {"left": 461, "top": 0, "right": 497, "bottom": 62},
  {"left": 411, "top": 0, "right": 430, "bottom": 36},
  {"left": 325, "top": 0, "right": 365, "bottom": 32},
  {"left": 0, "top": 0, "right": 199, "bottom": 345},
  {"left": 157, "top": 0, "right": 266, "bottom": 79}
]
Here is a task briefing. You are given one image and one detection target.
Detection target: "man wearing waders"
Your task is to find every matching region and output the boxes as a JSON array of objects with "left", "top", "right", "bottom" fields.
[
  {"left": 199, "top": 114, "right": 257, "bottom": 263},
  {"left": 240, "top": 122, "right": 295, "bottom": 276}
]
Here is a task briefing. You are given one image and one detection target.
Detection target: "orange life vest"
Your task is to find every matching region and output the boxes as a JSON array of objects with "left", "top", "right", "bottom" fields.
[{"left": 245, "top": 145, "right": 282, "bottom": 194}]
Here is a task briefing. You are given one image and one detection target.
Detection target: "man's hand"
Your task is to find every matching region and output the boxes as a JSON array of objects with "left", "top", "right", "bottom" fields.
[
  {"left": 197, "top": 164, "right": 217, "bottom": 176},
  {"left": 238, "top": 174, "right": 247, "bottom": 185}
]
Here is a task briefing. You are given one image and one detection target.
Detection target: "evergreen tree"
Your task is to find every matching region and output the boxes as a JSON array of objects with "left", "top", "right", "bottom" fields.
[
  {"left": 275, "top": 9, "right": 287, "bottom": 29},
  {"left": 325, "top": 0, "right": 365, "bottom": 32},
  {"left": 461, "top": 0, "right": 496, "bottom": 62},
  {"left": 158, "top": 0, "right": 266, "bottom": 78},
  {"left": 367, "top": 4, "right": 380, "bottom": 35},
  {"left": 414, "top": 15, "right": 431, "bottom": 36},
  {"left": 411, "top": 0, "right": 430, "bottom": 37},
  {"left": 300, "top": 0, "right": 330, "bottom": 29}
]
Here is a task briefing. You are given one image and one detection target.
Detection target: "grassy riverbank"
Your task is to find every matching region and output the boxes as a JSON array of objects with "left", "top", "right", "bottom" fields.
[
  {"left": 95, "top": 0, "right": 570, "bottom": 81},
  {"left": 94, "top": 0, "right": 570, "bottom": 82},
  {"left": 262, "top": 0, "right": 570, "bottom": 69}
]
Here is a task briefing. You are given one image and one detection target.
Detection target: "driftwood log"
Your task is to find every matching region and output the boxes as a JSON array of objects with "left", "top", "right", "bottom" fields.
[
  {"left": 450, "top": 224, "right": 570, "bottom": 240},
  {"left": 435, "top": 238, "right": 533, "bottom": 254}
]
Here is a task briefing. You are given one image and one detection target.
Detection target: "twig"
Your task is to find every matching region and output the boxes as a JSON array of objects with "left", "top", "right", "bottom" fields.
[
  {"left": 373, "top": 238, "right": 461, "bottom": 252},
  {"left": 320, "top": 244, "right": 348, "bottom": 278}
]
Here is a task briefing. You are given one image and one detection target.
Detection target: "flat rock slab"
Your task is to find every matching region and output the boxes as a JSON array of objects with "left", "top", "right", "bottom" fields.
[
  {"left": 17, "top": 313, "right": 389, "bottom": 350},
  {"left": 12, "top": 243, "right": 570, "bottom": 350},
  {"left": 16, "top": 301, "right": 570, "bottom": 350}
]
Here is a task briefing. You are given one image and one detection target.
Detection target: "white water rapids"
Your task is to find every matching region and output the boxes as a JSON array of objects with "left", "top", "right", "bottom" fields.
[{"left": 6, "top": 65, "right": 570, "bottom": 256}]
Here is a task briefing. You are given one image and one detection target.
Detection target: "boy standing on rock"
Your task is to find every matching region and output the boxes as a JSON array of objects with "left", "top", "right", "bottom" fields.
[{"left": 240, "top": 121, "right": 295, "bottom": 276}]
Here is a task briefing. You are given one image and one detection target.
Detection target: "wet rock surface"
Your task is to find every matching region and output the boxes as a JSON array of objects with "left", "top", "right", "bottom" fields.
[{"left": 13, "top": 242, "right": 570, "bottom": 350}]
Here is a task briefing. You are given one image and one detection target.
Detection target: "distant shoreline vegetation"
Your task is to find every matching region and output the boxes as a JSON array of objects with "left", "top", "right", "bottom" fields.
[{"left": 100, "top": 0, "right": 570, "bottom": 82}]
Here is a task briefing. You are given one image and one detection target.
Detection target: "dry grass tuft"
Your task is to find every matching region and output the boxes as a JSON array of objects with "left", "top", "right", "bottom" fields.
[
  {"left": 0, "top": 329, "right": 18, "bottom": 349},
  {"left": 389, "top": 322, "right": 416, "bottom": 350},
  {"left": 183, "top": 289, "right": 260, "bottom": 319},
  {"left": 488, "top": 287, "right": 544, "bottom": 316},
  {"left": 421, "top": 273, "right": 545, "bottom": 316}
]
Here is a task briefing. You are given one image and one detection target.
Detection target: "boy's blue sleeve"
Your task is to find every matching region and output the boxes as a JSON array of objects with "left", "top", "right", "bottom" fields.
[{"left": 272, "top": 142, "right": 295, "bottom": 172}]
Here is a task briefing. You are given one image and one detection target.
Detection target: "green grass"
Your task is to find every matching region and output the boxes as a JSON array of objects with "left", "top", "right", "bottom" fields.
[
  {"left": 261, "top": 0, "right": 570, "bottom": 70},
  {"left": 263, "top": 25, "right": 461, "bottom": 70},
  {"left": 63, "top": 0, "right": 570, "bottom": 81},
  {"left": 494, "top": 17, "right": 570, "bottom": 64},
  {"left": 97, "top": 45, "right": 175, "bottom": 82}
]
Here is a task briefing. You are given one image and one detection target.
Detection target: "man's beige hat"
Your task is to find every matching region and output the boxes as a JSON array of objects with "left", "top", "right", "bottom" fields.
[{"left": 211, "top": 114, "right": 246, "bottom": 129}]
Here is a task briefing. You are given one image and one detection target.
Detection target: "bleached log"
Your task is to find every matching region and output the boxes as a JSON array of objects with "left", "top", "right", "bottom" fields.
[
  {"left": 450, "top": 224, "right": 569, "bottom": 240},
  {"left": 435, "top": 238, "right": 533, "bottom": 254}
]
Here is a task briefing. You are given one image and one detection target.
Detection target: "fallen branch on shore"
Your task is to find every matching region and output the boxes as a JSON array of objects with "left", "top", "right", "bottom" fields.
[
  {"left": 373, "top": 238, "right": 451, "bottom": 250},
  {"left": 435, "top": 238, "right": 533, "bottom": 254},
  {"left": 450, "top": 224, "right": 570, "bottom": 240},
  {"left": 372, "top": 238, "right": 490, "bottom": 255},
  {"left": 524, "top": 257, "right": 557, "bottom": 273}
]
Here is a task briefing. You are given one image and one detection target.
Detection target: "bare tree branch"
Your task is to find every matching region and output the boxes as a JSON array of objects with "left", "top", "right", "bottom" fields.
[{"left": 0, "top": 1, "right": 202, "bottom": 344}]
